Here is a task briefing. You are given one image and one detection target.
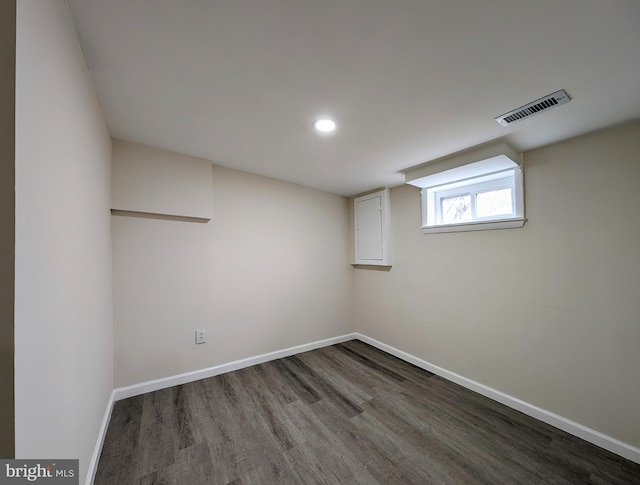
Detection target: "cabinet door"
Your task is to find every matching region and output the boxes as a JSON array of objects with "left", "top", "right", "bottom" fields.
[{"left": 356, "top": 195, "right": 383, "bottom": 261}]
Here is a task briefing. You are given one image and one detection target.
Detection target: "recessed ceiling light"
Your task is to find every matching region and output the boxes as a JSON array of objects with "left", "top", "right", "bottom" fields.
[{"left": 314, "top": 118, "right": 337, "bottom": 133}]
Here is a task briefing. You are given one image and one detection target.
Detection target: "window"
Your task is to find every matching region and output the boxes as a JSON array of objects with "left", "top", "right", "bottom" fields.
[
  {"left": 441, "top": 194, "right": 471, "bottom": 223},
  {"left": 425, "top": 168, "right": 520, "bottom": 224},
  {"left": 405, "top": 142, "right": 526, "bottom": 233}
]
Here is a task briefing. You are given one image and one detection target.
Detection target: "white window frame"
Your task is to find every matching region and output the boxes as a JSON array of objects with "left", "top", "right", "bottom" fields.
[{"left": 420, "top": 167, "right": 525, "bottom": 234}]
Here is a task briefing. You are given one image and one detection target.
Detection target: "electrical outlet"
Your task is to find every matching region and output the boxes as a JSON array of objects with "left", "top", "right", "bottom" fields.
[{"left": 195, "top": 329, "right": 206, "bottom": 344}]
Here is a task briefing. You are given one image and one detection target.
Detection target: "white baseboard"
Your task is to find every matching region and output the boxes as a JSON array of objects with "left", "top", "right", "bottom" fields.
[
  {"left": 86, "top": 389, "right": 116, "bottom": 485},
  {"left": 96, "top": 331, "right": 639, "bottom": 468},
  {"left": 113, "top": 333, "right": 358, "bottom": 401},
  {"left": 354, "top": 332, "right": 640, "bottom": 465}
]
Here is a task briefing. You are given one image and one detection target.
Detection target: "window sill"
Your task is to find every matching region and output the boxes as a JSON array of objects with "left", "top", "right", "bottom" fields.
[{"left": 421, "top": 218, "right": 526, "bottom": 234}]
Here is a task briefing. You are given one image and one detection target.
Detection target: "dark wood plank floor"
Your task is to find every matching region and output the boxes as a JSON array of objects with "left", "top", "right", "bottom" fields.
[{"left": 95, "top": 340, "right": 640, "bottom": 484}]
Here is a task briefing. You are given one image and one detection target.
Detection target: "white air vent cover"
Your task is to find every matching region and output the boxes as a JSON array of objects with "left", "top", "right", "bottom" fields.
[{"left": 495, "top": 90, "right": 571, "bottom": 126}]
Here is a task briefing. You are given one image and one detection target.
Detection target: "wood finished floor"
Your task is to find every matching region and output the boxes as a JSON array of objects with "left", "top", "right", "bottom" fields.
[{"left": 95, "top": 341, "right": 640, "bottom": 484}]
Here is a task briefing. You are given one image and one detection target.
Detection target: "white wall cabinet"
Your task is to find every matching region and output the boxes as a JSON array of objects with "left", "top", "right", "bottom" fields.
[{"left": 354, "top": 189, "right": 391, "bottom": 266}]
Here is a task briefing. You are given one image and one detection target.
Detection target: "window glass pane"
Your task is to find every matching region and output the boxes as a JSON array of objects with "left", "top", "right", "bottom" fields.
[
  {"left": 441, "top": 195, "right": 471, "bottom": 223},
  {"left": 476, "top": 188, "right": 513, "bottom": 217}
]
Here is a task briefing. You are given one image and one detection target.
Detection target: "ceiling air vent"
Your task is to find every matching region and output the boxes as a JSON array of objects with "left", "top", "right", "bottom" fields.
[{"left": 495, "top": 90, "right": 571, "bottom": 126}]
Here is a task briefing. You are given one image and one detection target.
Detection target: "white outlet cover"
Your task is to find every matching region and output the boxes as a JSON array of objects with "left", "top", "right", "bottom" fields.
[{"left": 195, "top": 329, "right": 206, "bottom": 344}]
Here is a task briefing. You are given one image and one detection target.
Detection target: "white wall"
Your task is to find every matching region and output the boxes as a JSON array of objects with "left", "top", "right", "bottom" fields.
[
  {"left": 15, "top": 1, "right": 113, "bottom": 482},
  {"left": 355, "top": 120, "right": 640, "bottom": 448},
  {"left": 112, "top": 151, "right": 354, "bottom": 387},
  {"left": 112, "top": 140, "right": 213, "bottom": 220},
  {"left": 0, "top": 0, "right": 15, "bottom": 459}
]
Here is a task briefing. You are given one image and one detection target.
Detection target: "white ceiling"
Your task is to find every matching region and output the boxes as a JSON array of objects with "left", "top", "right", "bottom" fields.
[{"left": 66, "top": 0, "right": 640, "bottom": 196}]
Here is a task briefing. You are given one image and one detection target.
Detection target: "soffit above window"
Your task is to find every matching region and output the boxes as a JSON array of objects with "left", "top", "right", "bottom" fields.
[{"left": 404, "top": 141, "right": 521, "bottom": 189}]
